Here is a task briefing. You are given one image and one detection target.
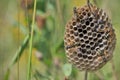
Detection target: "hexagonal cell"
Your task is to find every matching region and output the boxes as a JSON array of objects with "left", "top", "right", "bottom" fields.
[
  {"left": 72, "top": 51, "right": 77, "bottom": 55},
  {"left": 89, "top": 17, "right": 93, "bottom": 22},
  {"left": 85, "top": 40, "right": 89, "bottom": 44},
  {"left": 79, "top": 33, "right": 84, "bottom": 37},
  {"left": 74, "top": 56, "right": 79, "bottom": 61},
  {"left": 87, "top": 55, "right": 93, "bottom": 60},
  {"left": 84, "top": 59, "right": 89, "bottom": 63},
  {"left": 90, "top": 22, "right": 94, "bottom": 27},
  {"left": 81, "top": 7, "right": 85, "bottom": 11},
  {"left": 82, "top": 25, "right": 87, "bottom": 29},
  {"left": 85, "top": 20, "right": 90, "bottom": 26},
  {"left": 78, "top": 28, "right": 83, "bottom": 33},
  {"left": 80, "top": 63, "right": 85, "bottom": 67},
  {"left": 74, "top": 31, "right": 79, "bottom": 36},
  {"left": 70, "top": 35, "right": 75, "bottom": 40},
  {"left": 66, "top": 38, "right": 70, "bottom": 43},
  {"left": 79, "top": 58, "right": 84, "bottom": 62},
  {"left": 91, "top": 46, "right": 95, "bottom": 51},
  {"left": 92, "top": 32, "right": 97, "bottom": 37},
  {"left": 86, "top": 26, "right": 91, "bottom": 31},
  {"left": 83, "top": 30, "right": 87, "bottom": 34},
  {"left": 86, "top": 50, "right": 91, "bottom": 55},
  {"left": 97, "top": 33, "right": 102, "bottom": 38},
  {"left": 87, "top": 31, "right": 92, "bottom": 36},
  {"left": 74, "top": 37, "right": 79, "bottom": 42},
  {"left": 77, "top": 24, "right": 82, "bottom": 28},
  {"left": 91, "top": 51, "right": 97, "bottom": 56},
  {"left": 85, "top": 8, "right": 89, "bottom": 12},
  {"left": 72, "top": 21, "right": 77, "bottom": 26},
  {"left": 99, "top": 43, "right": 104, "bottom": 48},
  {"left": 81, "top": 44, "right": 86, "bottom": 48},
  {"left": 89, "top": 36, "right": 93, "bottom": 40},
  {"left": 77, "top": 53, "right": 82, "bottom": 58},
  {"left": 80, "top": 39, "right": 85, "bottom": 43},
  {"left": 73, "top": 26, "right": 78, "bottom": 31},
  {"left": 90, "top": 41, "right": 94, "bottom": 45},
  {"left": 66, "top": 33, "right": 70, "bottom": 38},
  {"left": 74, "top": 61, "right": 80, "bottom": 65},
  {"left": 81, "top": 49, "right": 87, "bottom": 54},
  {"left": 84, "top": 36, "right": 88, "bottom": 39},
  {"left": 70, "top": 29, "right": 74, "bottom": 34},
  {"left": 79, "top": 15, "right": 84, "bottom": 19},
  {"left": 80, "top": 19, "right": 85, "bottom": 24},
  {"left": 82, "top": 11, "right": 86, "bottom": 16},
  {"left": 70, "top": 25, "right": 73, "bottom": 29},
  {"left": 93, "top": 37, "right": 98, "bottom": 42}
]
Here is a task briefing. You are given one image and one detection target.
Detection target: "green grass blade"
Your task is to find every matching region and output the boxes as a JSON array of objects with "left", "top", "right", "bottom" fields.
[
  {"left": 26, "top": 0, "right": 37, "bottom": 80},
  {"left": 4, "top": 69, "right": 10, "bottom": 80},
  {"left": 9, "top": 35, "right": 29, "bottom": 68}
]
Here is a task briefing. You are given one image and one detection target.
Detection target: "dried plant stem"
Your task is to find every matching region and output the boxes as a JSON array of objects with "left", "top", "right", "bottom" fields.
[
  {"left": 86, "top": 0, "right": 93, "bottom": 15},
  {"left": 84, "top": 71, "right": 88, "bottom": 80},
  {"left": 26, "top": 0, "right": 37, "bottom": 80},
  {"left": 110, "top": 59, "right": 118, "bottom": 80},
  {"left": 94, "top": 71, "right": 104, "bottom": 80}
]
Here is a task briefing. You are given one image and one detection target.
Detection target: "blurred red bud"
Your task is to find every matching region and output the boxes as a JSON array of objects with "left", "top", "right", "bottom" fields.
[
  {"left": 21, "top": 0, "right": 33, "bottom": 9},
  {"left": 36, "top": 15, "right": 46, "bottom": 29}
]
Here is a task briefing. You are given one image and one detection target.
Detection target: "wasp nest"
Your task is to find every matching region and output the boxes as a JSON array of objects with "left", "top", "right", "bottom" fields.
[{"left": 64, "top": 4, "right": 116, "bottom": 71}]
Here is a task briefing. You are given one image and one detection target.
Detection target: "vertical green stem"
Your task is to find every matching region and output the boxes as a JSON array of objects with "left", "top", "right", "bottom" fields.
[{"left": 27, "top": 0, "right": 37, "bottom": 80}]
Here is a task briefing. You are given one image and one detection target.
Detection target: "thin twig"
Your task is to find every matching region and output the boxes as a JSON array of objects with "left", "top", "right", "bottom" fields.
[
  {"left": 110, "top": 59, "right": 118, "bottom": 80},
  {"left": 26, "top": 0, "right": 37, "bottom": 79},
  {"left": 84, "top": 71, "right": 88, "bottom": 80},
  {"left": 86, "top": 0, "right": 95, "bottom": 17},
  {"left": 87, "top": 0, "right": 91, "bottom": 11}
]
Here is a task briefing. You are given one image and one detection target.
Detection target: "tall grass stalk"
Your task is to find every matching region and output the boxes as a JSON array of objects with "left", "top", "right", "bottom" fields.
[
  {"left": 17, "top": 0, "right": 20, "bottom": 80},
  {"left": 27, "top": 0, "right": 37, "bottom": 80}
]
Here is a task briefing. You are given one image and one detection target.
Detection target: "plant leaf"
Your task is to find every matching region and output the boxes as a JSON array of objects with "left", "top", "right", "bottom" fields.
[
  {"left": 62, "top": 63, "right": 72, "bottom": 77},
  {"left": 4, "top": 69, "right": 10, "bottom": 80}
]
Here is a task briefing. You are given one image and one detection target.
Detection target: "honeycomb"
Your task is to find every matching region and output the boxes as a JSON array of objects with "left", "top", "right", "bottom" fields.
[{"left": 64, "top": 4, "right": 116, "bottom": 71}]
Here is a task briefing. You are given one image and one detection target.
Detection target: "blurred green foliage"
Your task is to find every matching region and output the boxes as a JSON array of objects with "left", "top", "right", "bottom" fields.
[{"left": 0, "top": 0, "right": 120, "bottom": 80}]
